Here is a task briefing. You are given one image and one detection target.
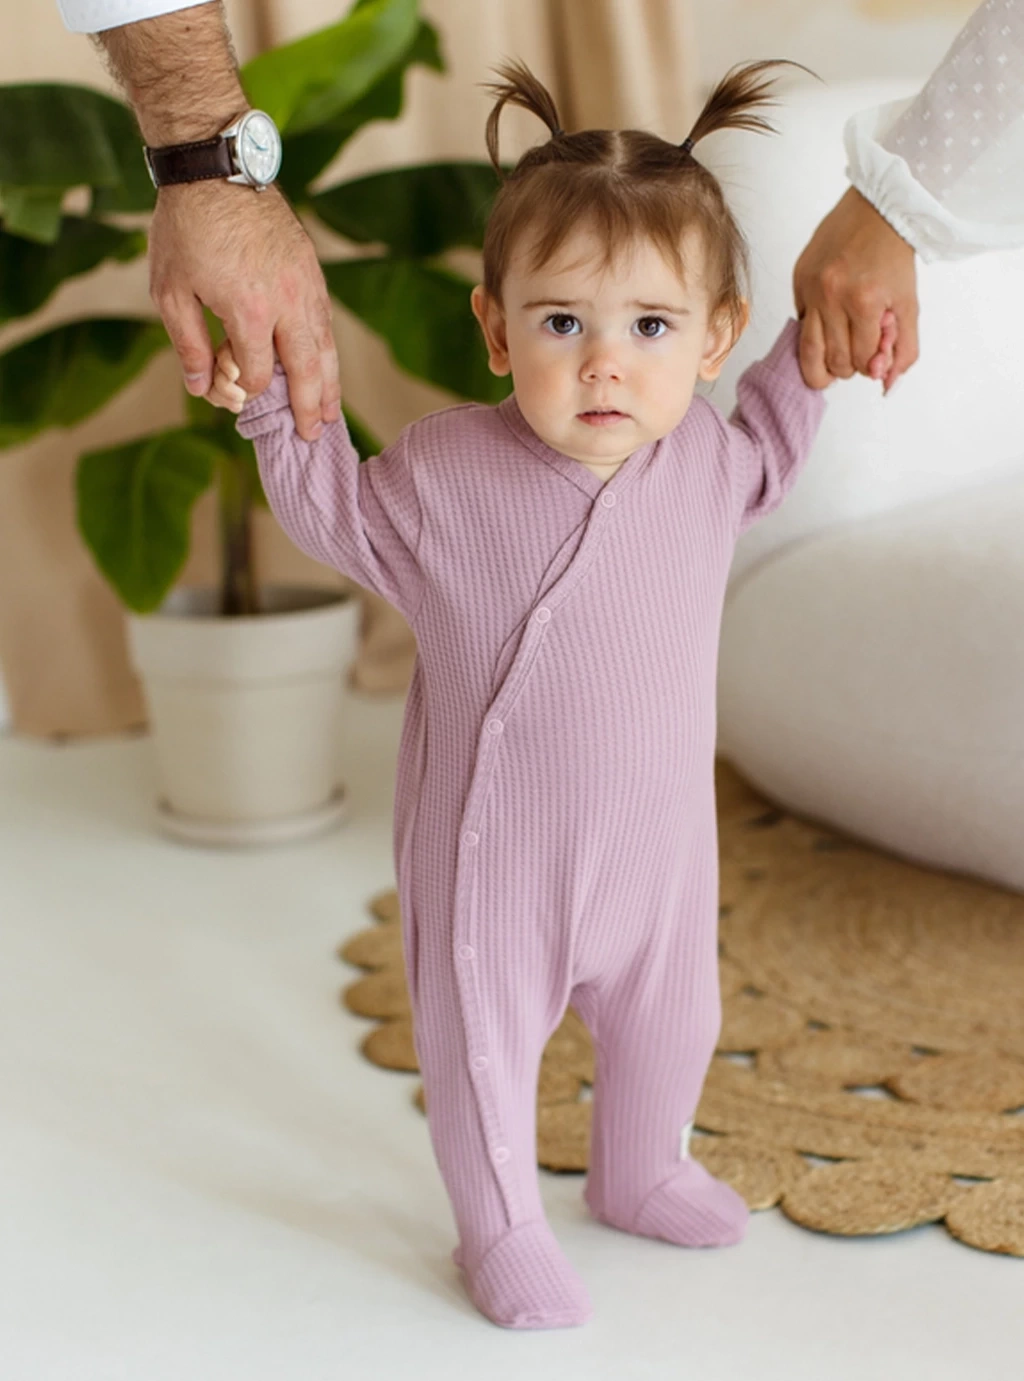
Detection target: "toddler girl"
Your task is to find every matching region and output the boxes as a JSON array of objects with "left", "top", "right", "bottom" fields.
[{"left": 216, "top": 59, "right": 894, "bottom": 1330}]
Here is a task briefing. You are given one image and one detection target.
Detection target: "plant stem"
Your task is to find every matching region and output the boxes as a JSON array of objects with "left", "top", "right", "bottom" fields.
[{"left": 218, "top": 454, "right": 259, "bottom": 616}]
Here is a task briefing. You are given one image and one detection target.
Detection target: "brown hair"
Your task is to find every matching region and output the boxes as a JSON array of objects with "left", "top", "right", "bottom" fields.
[{"left": 480, "top": 58, "right": 815, "bottom": 339}]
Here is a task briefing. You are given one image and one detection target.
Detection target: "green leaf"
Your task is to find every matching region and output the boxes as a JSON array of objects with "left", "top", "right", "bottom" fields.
[
  {"left": 184, "top": 388, "right": 268, "bottom": 508},
  {"left": 276, "top": 18, "right": 443, "bottom": 201},
  {"left": 0, "top": 318, "right": 169, "bottom": 450},
  {"left": 0, "top": 187, "right": 66, "bottom": 244},
  {"left": 399, "top": 14, "right": 443, "bottom": 72},
  {"left": 324, "top": 256, "right": 508, "bottom": 403},
  {"left": 86, "top": 103, "right": 158, "bottom": 216},
  {"left": 0, "top": 84, "right": 122, "bottom": 188},
  {"left": 241, "top": 0, "right": 419, "bottom": 137},
  {"left": 76, "top": 427, "right": 222, "bottom": 613},
  {"left": 0, "top": 217, "right": 147, "bottom": 326},
  {"left": 0, "top": 85, "right": 154, "bottom": 215},
  {"left": 312, "top": 161, "right": 497, "bottom": 256},
  {"left": 342, "top": 404, "right": 381, "bottom": 461}
]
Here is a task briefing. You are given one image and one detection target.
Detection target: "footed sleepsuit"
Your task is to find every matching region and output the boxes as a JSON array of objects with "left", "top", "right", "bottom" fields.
[{"left": 237, "top": 318, "right": 825, "bottom": 1327}]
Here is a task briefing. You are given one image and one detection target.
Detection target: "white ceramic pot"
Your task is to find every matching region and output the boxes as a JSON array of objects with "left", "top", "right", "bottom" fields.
[{"left": 126, "top": 584, "right": 360, "bottom": 846}]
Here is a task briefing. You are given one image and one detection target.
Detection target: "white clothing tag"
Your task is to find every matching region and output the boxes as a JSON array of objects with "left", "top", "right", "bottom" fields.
[{"left": 680, "top": 1121, "right": 694, "bottom": 1160}]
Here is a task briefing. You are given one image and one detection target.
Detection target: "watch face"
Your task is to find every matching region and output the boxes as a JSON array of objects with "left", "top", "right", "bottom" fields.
[{"left": 237, "top": 111, "right": 282, "bottom": 185}]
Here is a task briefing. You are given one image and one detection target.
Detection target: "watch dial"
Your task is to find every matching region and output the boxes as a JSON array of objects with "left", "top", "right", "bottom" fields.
[{"left": 239, "top": 113, "right": 281, "bottom": 184}]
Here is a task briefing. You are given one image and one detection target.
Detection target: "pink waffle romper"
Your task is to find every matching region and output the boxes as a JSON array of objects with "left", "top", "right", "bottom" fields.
[{"left": 236, "top": 316, "right": 825, "bottom": 1326}]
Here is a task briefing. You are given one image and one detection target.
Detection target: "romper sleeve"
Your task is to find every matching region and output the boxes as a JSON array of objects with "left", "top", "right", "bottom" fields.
[
  {"left": 844, "top": 0, "right": 1024, "bottom": 261},
  {"left": 236, "top": 361, "right": 424, "bottom": 626},
  {"left": 720, "top": 318, "right": 828, "bottom": 537},
  {"left": 56, "top": 0, "right": 210, "bottom": 32}
]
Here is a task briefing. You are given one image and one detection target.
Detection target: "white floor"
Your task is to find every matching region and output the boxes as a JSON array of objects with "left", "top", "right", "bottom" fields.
[{"left": 1, "top": 690, "right": 1020, "bottom": 1380}]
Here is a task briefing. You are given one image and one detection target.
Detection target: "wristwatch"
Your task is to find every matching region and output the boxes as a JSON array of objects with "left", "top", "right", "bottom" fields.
[{"left": 143, "top": 108, "right": 283, "bottom": 192}]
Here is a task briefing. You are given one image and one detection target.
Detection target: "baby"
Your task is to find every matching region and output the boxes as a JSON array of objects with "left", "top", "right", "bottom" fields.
[{"left": 213, "top": 60, "right": 895, "bottom": 1330}]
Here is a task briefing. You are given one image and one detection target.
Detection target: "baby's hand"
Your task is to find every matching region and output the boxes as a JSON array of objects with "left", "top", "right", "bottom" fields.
[
  {"left": 867, "top": 309, "right": 898, "bottom": 393},
  {"left": 206, "top": 339, "right": 248, "bottom": 414}
]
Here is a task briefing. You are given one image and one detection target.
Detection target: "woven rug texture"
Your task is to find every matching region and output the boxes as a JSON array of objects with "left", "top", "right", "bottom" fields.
[{"left": 340, "top": 760, "right": 1024, "bottom": 1257}]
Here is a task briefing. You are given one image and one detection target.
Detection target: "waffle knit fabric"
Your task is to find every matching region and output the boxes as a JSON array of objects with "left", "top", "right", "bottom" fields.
[{"left": 237, "top": 317, "right": 826, "bottom": 1328}]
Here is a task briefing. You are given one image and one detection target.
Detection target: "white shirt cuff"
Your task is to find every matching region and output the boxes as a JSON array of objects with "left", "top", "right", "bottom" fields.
[{"left": 57, "top": 0, "right": 212, "bottom": 35}]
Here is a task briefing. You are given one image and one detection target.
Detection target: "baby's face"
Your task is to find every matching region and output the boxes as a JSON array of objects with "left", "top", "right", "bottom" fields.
[{"left": 472, "top": 225, "right": 742, "bottom": 471}]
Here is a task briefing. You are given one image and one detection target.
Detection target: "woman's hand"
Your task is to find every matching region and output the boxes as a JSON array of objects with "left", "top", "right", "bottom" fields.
[{"left": 793, "top": 186, "right": 918, "bottom": 394}]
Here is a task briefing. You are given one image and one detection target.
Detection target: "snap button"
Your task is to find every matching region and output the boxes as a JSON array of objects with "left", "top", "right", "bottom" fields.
[
  {"left": 601, "top": 491, "right": 617, "bottom": 508},
  {"left": 492, "top": 1146, "right": 510, "bottom": 1164},
  {"left": 462, "top": 831, "right": 479, "bottom": 847},
  {"left": 458, "top": 945, "right": 476, "bottom": 961},
  {"left": 487, "top": 719, "right": 504, "bottom": 735},
  {"left": 535, "top": 606, "right": 551, "bottom": 624},
  {"left": 472, "top": 1056, "right": 489, "bottom": 1071}
]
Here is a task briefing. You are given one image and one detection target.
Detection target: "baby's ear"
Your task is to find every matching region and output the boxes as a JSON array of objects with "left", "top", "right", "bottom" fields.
[
  {"left": 698, "top": 301, "right": 748, "bottom": 382},
  {"left": 471, "top": 285, "right": 511, "bottom": 377}
]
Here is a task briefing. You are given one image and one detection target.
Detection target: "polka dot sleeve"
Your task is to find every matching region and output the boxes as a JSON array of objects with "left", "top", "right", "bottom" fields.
[{"left": 844, "top": 0, "right": 1024, "bottom": 261}]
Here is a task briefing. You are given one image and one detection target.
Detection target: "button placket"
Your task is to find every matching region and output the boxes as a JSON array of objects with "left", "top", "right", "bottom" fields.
[{"left": 444, "top": 477, "right": 640, "bottom": 1227}]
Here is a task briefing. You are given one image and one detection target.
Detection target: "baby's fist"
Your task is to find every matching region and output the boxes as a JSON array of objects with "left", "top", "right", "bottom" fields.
[
  {"left": 868, "top": 309, "right": 898, "bottom": 392},
  {"left": 206, "top": 340, "right": 247, "bottom": 414}
]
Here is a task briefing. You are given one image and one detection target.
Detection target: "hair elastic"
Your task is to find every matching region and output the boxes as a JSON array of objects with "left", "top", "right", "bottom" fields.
[
  {"left": 679, "top": 136, "right": 695, "bottom": 155},
  {"left": 551, "top": 125, "right": 565, "bottom": 138}
]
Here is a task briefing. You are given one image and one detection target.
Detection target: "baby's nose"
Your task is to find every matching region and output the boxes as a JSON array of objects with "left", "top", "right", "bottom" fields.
[{"left": 581, "top": 348, "right": 624, "bottom": 381}]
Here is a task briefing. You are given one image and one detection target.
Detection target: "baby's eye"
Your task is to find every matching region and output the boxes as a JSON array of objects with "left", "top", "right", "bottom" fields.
[
  {"left": 635, "top": 316, "right": 668, "bottom": 339},
  {"left": 544, "top": 313, "right": 580, "bottom": 336}
]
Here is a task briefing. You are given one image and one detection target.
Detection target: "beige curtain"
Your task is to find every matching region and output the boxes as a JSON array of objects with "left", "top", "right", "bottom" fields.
[{"left": 0, "top": 0, "right": 697, "bottom": 738}]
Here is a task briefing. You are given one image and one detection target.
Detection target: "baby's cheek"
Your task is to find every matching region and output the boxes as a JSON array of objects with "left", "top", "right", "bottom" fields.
[
  {"left": 520, "top": 354, "right": 573, "bottom": 411},
  {"left": 645, "top": 360, "right": 695, "bottom": 430}
]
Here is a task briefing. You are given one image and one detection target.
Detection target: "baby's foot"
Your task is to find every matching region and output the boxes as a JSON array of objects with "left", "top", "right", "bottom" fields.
[
  {"left": 453, "top": 1220, "right": 592, "bottom": 1329},
  {"left": 587, "top": 1160, "right": 749, "bottom": 1249}
]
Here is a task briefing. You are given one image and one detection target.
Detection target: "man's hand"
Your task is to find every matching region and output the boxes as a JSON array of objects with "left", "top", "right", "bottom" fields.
[
  {"left": 149, "top": 180, "right": 340, "bottom": 440},
  {"left": 92, "top": 3, "right": 339, "bottom": 441},
  {"left": 794, "top": 186, "right": 919, "bottom": 395}
]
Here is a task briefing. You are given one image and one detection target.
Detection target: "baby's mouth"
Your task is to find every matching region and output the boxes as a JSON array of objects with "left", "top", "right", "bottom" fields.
[{"left": 578, "top": 408, "right": 629, "bottom": 426}]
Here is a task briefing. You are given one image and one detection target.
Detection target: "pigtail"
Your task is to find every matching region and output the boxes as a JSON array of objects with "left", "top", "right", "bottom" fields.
[
  {"left": 482, "top": 58, "right": 565, "bottom": 178},
  {"left": 681, "top": 58, "right": 818, "bottom": 155}
]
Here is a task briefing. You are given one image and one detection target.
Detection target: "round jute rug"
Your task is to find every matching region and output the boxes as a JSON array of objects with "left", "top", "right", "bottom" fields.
[{"left": 340, "top": 760, "right": 1024, "bottom": 1257}]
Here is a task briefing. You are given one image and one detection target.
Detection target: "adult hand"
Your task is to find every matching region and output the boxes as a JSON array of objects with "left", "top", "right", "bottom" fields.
[
  {"left": 793, "top": 186, "right": 919, "bottom": 395},
  {"left": 147, "top": 180, "right": 340, "bottom": 440}
]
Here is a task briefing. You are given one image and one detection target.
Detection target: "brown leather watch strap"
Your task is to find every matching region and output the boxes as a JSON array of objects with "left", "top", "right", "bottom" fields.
[{"left": 145, "top": 134, "right": 236, "bottom": 187}]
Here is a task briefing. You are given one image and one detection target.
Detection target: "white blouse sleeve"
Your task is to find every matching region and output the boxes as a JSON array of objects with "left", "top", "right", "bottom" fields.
[
  {"left": 57, "top": 0, "right": 211, "bottom": 33},
  {"left": 843, "top": 0, "right": 1024, "bottom": 261}
]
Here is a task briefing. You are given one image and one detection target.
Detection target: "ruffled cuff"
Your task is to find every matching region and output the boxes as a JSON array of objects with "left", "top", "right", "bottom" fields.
[{"left": 844, "top": 100, "right": 1024, "bottom": 263}]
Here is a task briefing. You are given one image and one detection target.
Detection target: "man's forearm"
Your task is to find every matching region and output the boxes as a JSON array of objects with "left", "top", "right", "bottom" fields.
[{"left": 90, "top": 1, "right": 248, "bottom": 145}]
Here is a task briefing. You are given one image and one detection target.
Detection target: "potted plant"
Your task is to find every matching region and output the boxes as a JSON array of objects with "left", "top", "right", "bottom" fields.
[{"left": 0, "top": 0, "right": 507, "bottom": 845}]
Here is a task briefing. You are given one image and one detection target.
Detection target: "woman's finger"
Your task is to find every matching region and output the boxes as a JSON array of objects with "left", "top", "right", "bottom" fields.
[
  {"left": 820, "top": 302, "right": 855, "bottom": 379},
  {"left": 798, "top": 307, "right": 834, "bottom": 390}
]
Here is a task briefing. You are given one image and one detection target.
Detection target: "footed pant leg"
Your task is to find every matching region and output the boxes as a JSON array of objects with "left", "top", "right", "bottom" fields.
[
  {"left": 409, "top": 900, "right": 591, "bottom": 1329},
  {"left": 571, "top": 839, "right": 749, "bottom": 1249}
]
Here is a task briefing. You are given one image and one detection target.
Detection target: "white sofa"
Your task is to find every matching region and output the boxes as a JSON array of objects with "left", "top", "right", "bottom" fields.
[{"left": 700, "top": 80, "right": 1024, "bottom": 893}]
